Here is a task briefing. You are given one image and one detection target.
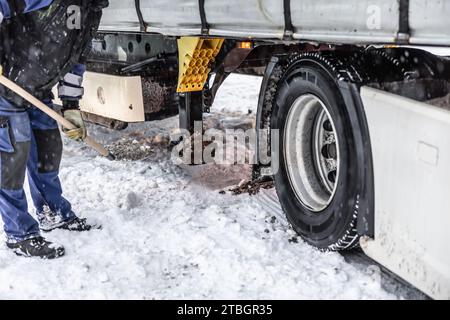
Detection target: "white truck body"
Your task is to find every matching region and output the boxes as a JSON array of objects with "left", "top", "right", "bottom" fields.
[{"left": 100, "top": 0, "right": 450, "bottom": 46}]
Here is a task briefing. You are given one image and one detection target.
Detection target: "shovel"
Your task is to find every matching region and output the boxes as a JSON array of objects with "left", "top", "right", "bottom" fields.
[{"left": 0, "top": 66, "right": 115, "bottom": 160}]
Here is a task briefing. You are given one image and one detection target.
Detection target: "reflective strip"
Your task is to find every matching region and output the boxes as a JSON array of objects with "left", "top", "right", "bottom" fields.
[
  {"left": 62, "top": 73, "right": 83, "bottom": 87},
  {"left": 58, "top": 85, "right": 84, "bottom": 98},
  {"left": 0, "top": 11, "right": 3, "bottom": 22}
]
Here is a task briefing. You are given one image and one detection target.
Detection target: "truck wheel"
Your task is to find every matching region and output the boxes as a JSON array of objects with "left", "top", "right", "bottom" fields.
[{"left": 271, "top": 59, "right": 362, "bottom": 251}]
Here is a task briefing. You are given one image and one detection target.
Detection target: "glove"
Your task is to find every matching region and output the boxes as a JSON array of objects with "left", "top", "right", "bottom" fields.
[{"left": 62, "top": 109, "right": 87, "bottom": 142}]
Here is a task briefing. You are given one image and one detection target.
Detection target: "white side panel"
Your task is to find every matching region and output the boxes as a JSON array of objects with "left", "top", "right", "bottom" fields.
[
  {"left": 291, "top": 0, "right": 399, "bottom": 44},
  {"left": 100, "top": 0, "right": 202, "bottom": 34},
  {"left": 206, "top": 0, "right": 284, "bottom": 39},
  {"left": 100, "top": 0, "right": 140, "bottom": 32},
  {"left": 141, "top": 0, "right": 202, "bottom": 36},
  {"left": 360, "top": 87, "right": 450, "bottom": 300},
  {"left": 409, "top": 0, "right": 450, "bottom": 46},
  {"left": 99, "top": 0, "right": 450, "bottom": 46}
]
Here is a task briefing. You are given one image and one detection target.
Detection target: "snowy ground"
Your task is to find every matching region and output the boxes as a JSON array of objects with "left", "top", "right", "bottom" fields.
[{"left": 0, "top": 74, "right": 403, "bottom": 300}]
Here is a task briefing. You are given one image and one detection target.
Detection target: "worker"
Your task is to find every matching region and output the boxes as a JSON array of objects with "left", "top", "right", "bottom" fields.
[{"left": 0, "top": 0, "right": 109, "bottom": 259}]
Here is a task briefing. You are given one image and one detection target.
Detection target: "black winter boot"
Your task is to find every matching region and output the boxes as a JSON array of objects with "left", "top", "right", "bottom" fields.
[
  {"left": 38, "top": 207, "right": 101, "bottom": 233},
  {"left": 6, "top": 237, "right": 65, "bottom": 259},
  {"left": 59, "top": 217, "right": 101, "bottom": 232},
  {"left": 38, "top": 208, "right": 67, "bottom": 232}
]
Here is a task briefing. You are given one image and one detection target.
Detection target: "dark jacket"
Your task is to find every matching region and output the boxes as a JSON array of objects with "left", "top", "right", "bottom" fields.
[{"left": 0, "top": 0, "right": 108, "bottom": 104}]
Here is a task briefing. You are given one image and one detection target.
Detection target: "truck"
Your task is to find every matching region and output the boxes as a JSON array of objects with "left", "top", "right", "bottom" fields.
[{"left": 79, "top": 0, "right": 450, "bottom": 299}]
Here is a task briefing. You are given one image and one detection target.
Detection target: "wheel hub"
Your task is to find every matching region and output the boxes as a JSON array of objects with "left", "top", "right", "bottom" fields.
[{"left": 284, "top": 94, "right": 340, "bottom": 212}]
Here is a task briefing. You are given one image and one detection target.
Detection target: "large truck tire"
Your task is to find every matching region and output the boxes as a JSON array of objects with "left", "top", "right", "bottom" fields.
[{"left": 271, "top": 56, "right": 365, "bottom": 251}]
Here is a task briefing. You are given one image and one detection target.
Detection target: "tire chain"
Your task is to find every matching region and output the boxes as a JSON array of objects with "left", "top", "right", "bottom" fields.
[{"left": 260, "top": 49, "right": 407, "bottom": 133}]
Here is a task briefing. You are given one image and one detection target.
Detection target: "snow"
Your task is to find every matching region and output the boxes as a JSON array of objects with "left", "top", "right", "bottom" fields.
[{"left": 0, "top": 74, "right": 399, "bottom": 300}]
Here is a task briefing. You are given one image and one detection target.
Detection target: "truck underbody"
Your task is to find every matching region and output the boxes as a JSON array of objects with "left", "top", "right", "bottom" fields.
[{"left": 80, "top": 0, "right": 450, "bottom": 299}]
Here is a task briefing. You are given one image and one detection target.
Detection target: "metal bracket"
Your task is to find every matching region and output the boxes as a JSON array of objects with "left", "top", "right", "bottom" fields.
[
  {"left": 283, "top": 0, "right": 294, "bottom": 40},
  {"left": 203, "top": 67, "right": 230, "bottom": 109},
  {"left": 397, "top": 0, "right": 410, "bottom": 44},
  {"left": 253, "top": 56, "right": 282, "bottom": 180},
  {"left": 199, "top": 0, "right": 210, "bottom": 35},
  {"left": 135, "top": 0, "right": 148, "bottom": 32}
]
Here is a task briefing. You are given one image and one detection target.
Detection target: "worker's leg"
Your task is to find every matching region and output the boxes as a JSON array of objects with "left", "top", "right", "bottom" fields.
[
  {"left": 26, "top": 101, "right": 75, "bottom": 223},
  {"left": 0, "top": 99, "right": 40, "bottom": 242}
]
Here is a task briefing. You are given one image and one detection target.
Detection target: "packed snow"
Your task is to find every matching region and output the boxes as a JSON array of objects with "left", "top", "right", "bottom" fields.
[{"left": 0, "top": 74, "right": 401, "bottom": 300}]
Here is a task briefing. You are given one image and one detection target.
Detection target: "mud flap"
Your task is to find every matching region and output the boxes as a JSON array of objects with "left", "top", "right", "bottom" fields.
[
  {"left": 53, "top": 72, "right": 145, "bottom": 123},
  {"left": 360, "top": 86, "right": 450, "bottom": 300}
]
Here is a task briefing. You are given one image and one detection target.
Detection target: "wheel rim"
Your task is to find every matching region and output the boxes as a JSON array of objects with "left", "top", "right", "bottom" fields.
[{"left": 284, "top": 94, "right": 340, "bottom": 212}]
